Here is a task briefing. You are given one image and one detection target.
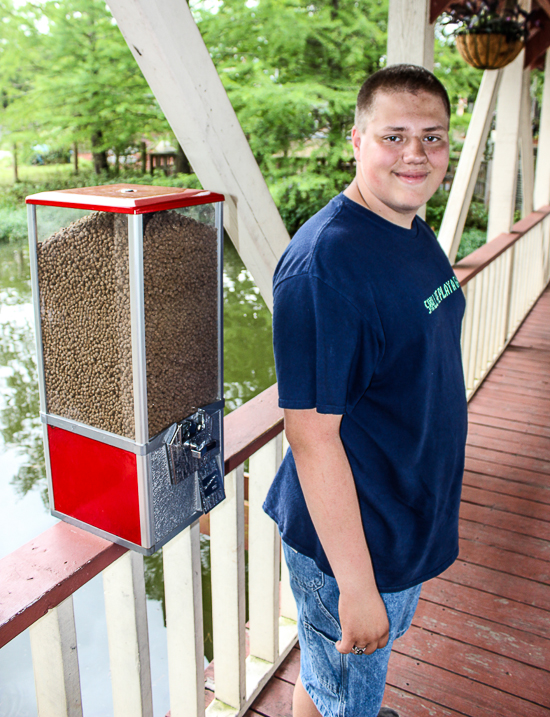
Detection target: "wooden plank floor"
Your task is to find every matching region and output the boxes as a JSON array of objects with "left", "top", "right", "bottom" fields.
[{"left": 246, "top": 286, "right": 550, "bottom": 717}]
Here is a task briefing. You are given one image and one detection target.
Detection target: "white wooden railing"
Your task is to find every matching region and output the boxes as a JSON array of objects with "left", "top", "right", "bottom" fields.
[
  {"left": 1, "top": 207, "right": 550, "bottom": 717},
  {"left": 455, "top": 206, "right": 550, "bottom": 398}
]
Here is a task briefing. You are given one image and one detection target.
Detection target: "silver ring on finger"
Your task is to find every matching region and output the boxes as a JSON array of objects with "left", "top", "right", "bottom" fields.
[{"left": 351, "top": 645, "right": 368, "bottom": 655}]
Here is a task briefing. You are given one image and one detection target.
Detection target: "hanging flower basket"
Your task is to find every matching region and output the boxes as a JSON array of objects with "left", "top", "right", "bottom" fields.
[
  {"left": 442, "top": 0, "right": 538, "bottom": 70},
  {"left": 455, "top": 32, "right": 524, "bottom": 69}
]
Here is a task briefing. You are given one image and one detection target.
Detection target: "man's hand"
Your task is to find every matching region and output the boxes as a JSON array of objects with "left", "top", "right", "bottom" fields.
[{"left": 336, "top": 587, "right": 389, "bottom": 655}]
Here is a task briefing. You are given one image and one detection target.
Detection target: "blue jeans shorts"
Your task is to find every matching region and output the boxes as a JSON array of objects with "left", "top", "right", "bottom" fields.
[{"left": 283, "top": 542, "right": 422, "bottom": 717}]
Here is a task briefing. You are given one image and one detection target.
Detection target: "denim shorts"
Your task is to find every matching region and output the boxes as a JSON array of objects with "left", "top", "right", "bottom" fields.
[{"left": 283, "top": 542, "right": 422, "bottom": 717}]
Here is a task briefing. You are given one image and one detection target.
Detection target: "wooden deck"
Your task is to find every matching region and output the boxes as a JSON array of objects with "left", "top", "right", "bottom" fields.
[{"left": 245, "top": 285, "right": 550, "bottom": 717}]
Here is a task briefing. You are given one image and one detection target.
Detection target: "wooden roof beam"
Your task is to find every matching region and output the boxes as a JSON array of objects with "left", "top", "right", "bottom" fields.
[
  {"left": 430, "top": 0, "right": 454, "bottom": 24},
  {"left": 525, "top": 9, "right": 550, "bottom": 68}
]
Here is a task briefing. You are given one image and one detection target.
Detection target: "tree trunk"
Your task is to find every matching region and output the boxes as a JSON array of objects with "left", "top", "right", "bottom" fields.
[
  {"left": 13, "top": 143, "right": 19, "bottom": 183},
  {"left": 73, "top": 142, "right": 79, "bottom": 174},
  {"left": 141, "top": 141, "right": 147, "bottom": 174},
  {"left": 114, "top": 150, "right": 120, "bottom": 175},
  {"left": 91, "top": 131, "right": 109, "bottom": 174},
  {"left": 175, "top": 142, "right": 191, "bottom": 174}
]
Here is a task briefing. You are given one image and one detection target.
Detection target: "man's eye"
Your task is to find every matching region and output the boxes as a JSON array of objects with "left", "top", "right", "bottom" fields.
[
  {"left": 384, "top": 135, "right": 400, "bottom": 142},
  {"left": 424, "top": 135, "right": 440, "bottom": 143}
]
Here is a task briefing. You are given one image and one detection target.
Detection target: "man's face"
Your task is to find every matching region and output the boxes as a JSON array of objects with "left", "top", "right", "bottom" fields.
[{"left": 351, "top": 89, "right": 449, "bottom": 227}]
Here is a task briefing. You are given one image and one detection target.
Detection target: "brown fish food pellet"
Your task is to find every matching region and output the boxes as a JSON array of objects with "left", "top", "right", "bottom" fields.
[{"left": 37, "top": 210, "right": 219, "bottom": 440}]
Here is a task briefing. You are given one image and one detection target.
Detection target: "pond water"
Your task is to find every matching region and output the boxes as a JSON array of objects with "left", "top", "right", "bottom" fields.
[{"left": 0, "top": 235, "right": 275, "bottom": 716}]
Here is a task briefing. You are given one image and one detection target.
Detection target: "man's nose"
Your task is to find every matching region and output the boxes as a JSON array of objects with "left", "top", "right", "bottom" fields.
[{"left": 403, "top": 137, "right": 427, "bottom": 163}]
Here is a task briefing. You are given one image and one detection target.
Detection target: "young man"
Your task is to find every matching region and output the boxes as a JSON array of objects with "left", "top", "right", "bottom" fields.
[{"left": 263, "top": 65, "right": 468, "bottom": 717}]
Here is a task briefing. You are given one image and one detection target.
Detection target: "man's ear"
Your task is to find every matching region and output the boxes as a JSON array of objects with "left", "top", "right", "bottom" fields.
[{"left": 351, "top": 126, "right": 361, "bottom": 162}]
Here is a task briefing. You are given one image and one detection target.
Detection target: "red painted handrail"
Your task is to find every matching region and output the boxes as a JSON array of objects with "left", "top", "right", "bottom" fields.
[
  {"left": 0, "top": 524, "right": 125, "bottom": 648},
  {"left": 0, "top": 385, "right": 283, "bottom": 648},
  {"left": 2, "top": 205, "right": 549, "bottom": 649}
]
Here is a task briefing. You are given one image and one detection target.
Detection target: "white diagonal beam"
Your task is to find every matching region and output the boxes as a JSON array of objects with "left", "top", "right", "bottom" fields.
[
  {"left": 438, "top": 70, "right": 502, "bottom": 263},
  {"left": 106, "top": 0, "right": 290, "bottom": 310}
]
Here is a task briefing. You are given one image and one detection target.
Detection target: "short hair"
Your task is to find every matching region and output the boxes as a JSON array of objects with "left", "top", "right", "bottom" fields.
[{"left": 355, "top": 64, "right": 451, "bottom": 132}]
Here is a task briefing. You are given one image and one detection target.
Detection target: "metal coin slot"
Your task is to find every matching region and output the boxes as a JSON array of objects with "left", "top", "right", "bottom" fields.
[
  {"left": 184, "top": 439, "right": 217, "bottom": 459},
  {"left": 164, "top": 409, "right": 219, "bottom": 487}
]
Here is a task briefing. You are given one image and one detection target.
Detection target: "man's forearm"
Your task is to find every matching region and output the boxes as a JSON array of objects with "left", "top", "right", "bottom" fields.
[
  {"left": 284, "top": 408, "right": 389, "bottom": 653},
  {"left": 287, "top": 412, "right": 376, "bottom": 592}
]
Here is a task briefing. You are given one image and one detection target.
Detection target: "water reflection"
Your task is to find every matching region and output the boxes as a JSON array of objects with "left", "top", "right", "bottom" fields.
[
  {"left": 0, "top": 321, "right": 46, "bottom": 506},
  {"left": 223, "top": 238, "right": 276, "bottom": 412},
  {"left": 0, "top": 231, "right": 274, "bottom": 684}
]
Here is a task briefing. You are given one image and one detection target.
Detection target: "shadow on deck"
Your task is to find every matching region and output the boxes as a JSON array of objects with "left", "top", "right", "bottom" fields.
[{"left": 246, "top": 286, "right": 550, "bottom": 717}]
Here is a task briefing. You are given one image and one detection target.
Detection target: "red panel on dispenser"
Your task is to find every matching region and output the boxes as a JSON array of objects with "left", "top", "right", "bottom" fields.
[{"left": 48, "top": 426, "right": 141, "bottom": 545}]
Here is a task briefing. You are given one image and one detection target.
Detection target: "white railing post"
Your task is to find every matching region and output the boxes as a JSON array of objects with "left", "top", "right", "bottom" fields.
[
  {"left": 466, "top": 275, "right": 482, "bottom": 393},
  {"left": 495, "top": 252, "right": 509, "bottom": 354},
  {"left": 504, "top": 244, "right": 517, "bottom": 341},
  {"left": 248, "top": 434, "right": 283, "bottom": 663},
  {"left": 209, "top": 465, "right": 246, "bottom": 710},
  {"left": 163, "top": 520, "right": 205, "bottom": 717},
  {"left": 103, "top": 551, "right": 153, "bottom": 717},
  {"left": 29, "top": 596, "right": 83, "bottom": 717},
  {"left": 474, "top": 270, "right": 490, "bottom": 385}
]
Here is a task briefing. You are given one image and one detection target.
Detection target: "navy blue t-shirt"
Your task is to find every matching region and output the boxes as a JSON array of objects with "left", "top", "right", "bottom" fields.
[{"left": 263, "top": 193, "right": 467, "bottom": 592}]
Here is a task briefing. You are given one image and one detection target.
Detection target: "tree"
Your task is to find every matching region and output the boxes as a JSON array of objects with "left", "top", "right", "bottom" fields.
[
  {"left": 194, "top": 0, "right": 388, "bottom": 230},
  {"left": 0, "top": 0, "right": 42, "bottom": 180},
  {"left": 1, "top": 0, "right": 169, "bottom": 173}
]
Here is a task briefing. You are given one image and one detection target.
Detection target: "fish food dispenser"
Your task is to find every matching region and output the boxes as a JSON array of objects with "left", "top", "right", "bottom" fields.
[{"left": 26, "top": 184, "right": 225, "bottom": 554}]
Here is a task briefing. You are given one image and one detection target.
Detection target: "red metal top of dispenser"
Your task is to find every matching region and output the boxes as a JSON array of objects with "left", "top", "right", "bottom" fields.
[{"left": 26, "top": 184, "right": 224, "bottom": 214}]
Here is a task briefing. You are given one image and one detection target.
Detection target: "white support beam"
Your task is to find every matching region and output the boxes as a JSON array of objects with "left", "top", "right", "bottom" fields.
[
  {"left": 487, "top": 52, "right": 525, "bottom": 241},
  {"left": 163, "top": 521, "right": 205, "bottom": 717},
  {"left": 519, "top": 69, "right": 534, "bottom": 216},
  {"left": 103, "top": 551, "right": 153, "bottom": 717},
  {"left": 29, "top": 596, "right": 83, "bottom": 717},
  {"left": 438, "top": 70, "right": 502, "bottom": 262},
  {"left": 387, "top": 0, "right": 434, "bottom": 70},
  {"left": 105, "top": 0, "right": 290, "bottom": 311},
  {"left": 387, "top": 0, "right": 434, "bottom": 220},
  {"left": 534, "top": 52, "right": 550, "bottom": 209}
]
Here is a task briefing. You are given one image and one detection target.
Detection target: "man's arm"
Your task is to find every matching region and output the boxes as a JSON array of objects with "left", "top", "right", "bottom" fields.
[{"left": 284, "top": 407, "right": 389, "bottom": 655}]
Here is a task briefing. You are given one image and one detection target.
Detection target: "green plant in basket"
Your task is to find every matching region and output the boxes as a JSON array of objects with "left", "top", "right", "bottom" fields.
[{"left": 442, "top": 0, "right": 538, "bottom": 69}]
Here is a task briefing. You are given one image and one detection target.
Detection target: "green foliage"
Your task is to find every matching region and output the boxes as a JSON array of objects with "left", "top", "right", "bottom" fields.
[
  {"left": 456, "top": 227, "right": 486, "bottom": 261},
  {"left": 0, "top": 0, "right": 169, "bottom": 166},
  {"left": 434, "top": 21, "right": 482, "bottom": 109},
  {"left": 270, "top": 171, "right": 349, "bottom": 235},
  {"left": 196, "top": 0, "right": 387, "bottom": 209},
  {"left": 426, "top": 188, "right": 449, "bottom": 232},
  {"left": 0, "top": 206, "right": 28, "bottom": 242},
  {"left": 466, "top": 200, "right": 488, "bottom": 230}
]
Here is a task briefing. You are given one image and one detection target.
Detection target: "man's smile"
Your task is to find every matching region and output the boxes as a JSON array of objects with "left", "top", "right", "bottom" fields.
[{"left": 393, "top": 171, "right": 429, "bottom": 184}]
